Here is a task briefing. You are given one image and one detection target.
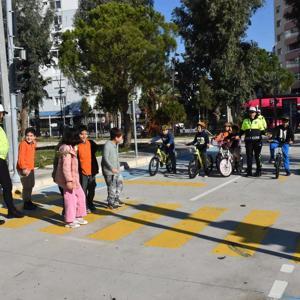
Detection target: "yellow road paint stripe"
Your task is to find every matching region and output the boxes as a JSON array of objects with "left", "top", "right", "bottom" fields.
[
  {"left": 88, "top": 203, "right": 181, "bottom": 241},
  {"left": 40, "top": 201, "right": 137, "bottom": 235},
  {"left": 292, "top": 239, "right": 300, "bottom": 264},
  {"left": 96, "top": 178, "right": 207, "bottom": 188},
  {"left": 278, "top": 175, "right": 287, "bottom": 183},
  {"left": 213, "top": 210, "right": 279, "bottom": 257},
  {"left": 0, "top": 206, "right": 62, "bottom": 229},
  {"left": 145, "top": 206, "right": 226, "bottom": 249}
]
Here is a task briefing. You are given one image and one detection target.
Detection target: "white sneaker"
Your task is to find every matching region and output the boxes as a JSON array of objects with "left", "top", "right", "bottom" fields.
[
  {"left": 65, "top": 222, "right": 80, "bottom": 228},
  {"left": 75, "top": 218, "right": 88, "bottom": 225}
]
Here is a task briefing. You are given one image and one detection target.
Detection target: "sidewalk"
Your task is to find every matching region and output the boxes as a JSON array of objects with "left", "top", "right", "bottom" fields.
[{"left": 12, "top": 151, "right": 153, "bottom": 194}]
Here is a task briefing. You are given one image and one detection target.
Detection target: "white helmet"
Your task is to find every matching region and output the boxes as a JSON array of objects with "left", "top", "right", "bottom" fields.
[{"left": 249, "top": 106, "right": 257, "bottom": 113}]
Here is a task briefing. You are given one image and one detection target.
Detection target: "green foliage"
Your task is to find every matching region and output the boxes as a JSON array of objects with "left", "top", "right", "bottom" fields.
[
  {"left": 14, "top": 0, "right": 54, "bottom": 110},
  {"left": 59, "top": 2, "right": 176, "bottom": 145},
  {"left": 80, "top": 97, "right": 92, "bottom": 124},
  {"left": 155, "top": 99, "right": 186, "bottom": 127}
]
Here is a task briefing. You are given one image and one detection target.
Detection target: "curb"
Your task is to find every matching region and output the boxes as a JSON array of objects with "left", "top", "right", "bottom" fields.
[{"left": 12, "top": 155, "right": 152, "bottom": 195}]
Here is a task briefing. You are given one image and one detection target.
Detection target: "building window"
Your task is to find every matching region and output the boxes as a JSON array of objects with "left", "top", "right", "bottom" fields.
[
  {"left": 55, "top": 1, "right": 61, "bottom": 9},
  {"left": 276, "top": 5, "right": 280, "bottom": 14},
  {"left": 295, "top": 73, "right": 300, "bottom": 80},
  {"left": 54, "top": 15, "right": 62, "bottom": 25},
  {"left": 277, "top": 48, "right": 282, "bottom": 55},
  {"left": 277, "top": 20, "right": 281, "bottom": 27},
  {"left": 287, "top": 42, "right": 300, "bottom": 52},
  {"left": 55, "top": 96, "right": 66, "bottom": 105},
  {"left": 277, "top": 34, "right": 281, "bottom": 42}
]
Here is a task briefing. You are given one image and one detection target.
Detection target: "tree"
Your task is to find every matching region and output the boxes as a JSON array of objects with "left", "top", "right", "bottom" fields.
[
  {"left": 155, "top": 99, "right": 186, "bottom": 132},
  {"left": 285, "top": 0, "right": 300, "bottom": 32},
  {"left": 59, "top": 2, "right": 176, "bottom": 146},
  {"left": 76, "top": 0, "right": 153, "bottom": 22},
  {"left": 174, "top": 0, "right": 264, "bottom": 110},
  {"left": 13, "top": 0, "right": 54, "bottom": 135},
  {"left": 80, "top": 97, "right": 92, "bottom": 125}
]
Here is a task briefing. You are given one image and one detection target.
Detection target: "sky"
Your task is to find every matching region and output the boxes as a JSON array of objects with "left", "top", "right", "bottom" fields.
[{"left": 154, "top": 0, "right": 275, "bottom": 54}]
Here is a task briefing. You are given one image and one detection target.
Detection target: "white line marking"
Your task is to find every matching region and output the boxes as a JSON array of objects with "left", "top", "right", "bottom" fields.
[
  {"left": 280, "top": 264, "right": 295, "bottom": 274},
  {"left": 189, "top": 176, "right": 241, "bottom": 202},
  {"left": 268, "top": 280, "right": 288, "bottom": 299}
]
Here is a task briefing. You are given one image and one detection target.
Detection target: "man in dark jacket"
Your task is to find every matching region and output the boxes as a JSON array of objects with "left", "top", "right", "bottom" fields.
[
  {"left": 78, "top": 125, "right": 99, "bottom": 212},
  {"left": 269, "top": 115, "right": 294, "bottom": 176}
]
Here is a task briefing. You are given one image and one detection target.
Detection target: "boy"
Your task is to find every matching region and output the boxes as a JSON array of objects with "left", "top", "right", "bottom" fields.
[
  {"left": 17, "top": 127, "right": 37, "bottom": 210},
  {"left": 269, "top": 115, "right": 294, "bottom": 176},
  {"left": 228, "top": 125, "right": 242, "bottom": 174},
  {"left": 101, "top": 128, "right": 124, "bottom": 209},
  {"left": 186, "top": 121, "right": 210, "bottom": 176},
  {"left": 151, "top": 125, "right": 176, "bottom": 173},
  {"left": 214, "top": 122, "right": 232, "bottom": 143},
  {"left": 77, "top": 125, "right": 99, "bottom": 213}
]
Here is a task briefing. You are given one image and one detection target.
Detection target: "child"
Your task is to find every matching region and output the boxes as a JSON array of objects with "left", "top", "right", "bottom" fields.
[
  {"left": 77, "top": 125, "right": 99, "bottom": 213},
  {"left": 17, "top": 127, "right": 37, "bottom": 210},
  {"left": 269, "top": 115, "right": 294, "bottom": 176},
  {"left": 55, "top": 128, "right": 88, "bottom": 228},
  {"left": 151, "top": 125, "right": 176, "bottom": 173},
  {"left": 186, "top": 121, "right": 210, "bottom": 177},
  {"left": 101, "top": 128, "right": 124, "bottom": 209},
  {"left": 214, "top": 122, "right": 232, "bottom": 143},
  {"left": 228, "top": 125, "right": 242, "bottom": 174}
]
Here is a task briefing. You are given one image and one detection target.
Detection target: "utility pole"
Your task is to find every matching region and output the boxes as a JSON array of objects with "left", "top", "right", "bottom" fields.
[
  {"left": 0, "top": 0, "right": 13, "bottom": 170},
  {"left": 6, "top": 0, "right": 20, "bottom": 182}
]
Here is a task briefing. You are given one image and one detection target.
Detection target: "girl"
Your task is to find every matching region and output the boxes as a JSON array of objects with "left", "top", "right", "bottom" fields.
[{"left": 55, "top": 128, "right": 88, "bottom": 228}]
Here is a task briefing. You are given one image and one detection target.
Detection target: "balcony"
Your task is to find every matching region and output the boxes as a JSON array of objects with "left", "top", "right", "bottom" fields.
[
  {"left": 284, "top": 20, "right": 297, "bottom": 31},
  {"left": 286, "top": 50, "right": 300, "bottom": 61}
]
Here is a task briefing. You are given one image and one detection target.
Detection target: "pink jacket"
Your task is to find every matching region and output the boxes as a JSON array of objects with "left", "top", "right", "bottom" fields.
[{"left": 54, "top": 144, "right": 80, "bottom": 189}]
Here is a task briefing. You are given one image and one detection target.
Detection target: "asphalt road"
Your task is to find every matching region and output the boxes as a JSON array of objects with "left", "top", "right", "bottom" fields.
[{"left": 0, "top": 143, "right": 299, "bottom": 300}]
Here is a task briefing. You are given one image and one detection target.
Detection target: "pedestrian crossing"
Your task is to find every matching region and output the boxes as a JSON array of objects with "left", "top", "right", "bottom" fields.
[{"left": 1, "top": 201, "right": 300, "bottom": 262}]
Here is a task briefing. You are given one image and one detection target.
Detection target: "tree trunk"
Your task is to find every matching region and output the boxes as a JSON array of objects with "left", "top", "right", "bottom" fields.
[
  {"left": 123, "top": 109, "right": 132, "bottom": 148},
  {"left": 34, "top": 108, "right": 41, "bottom": 136},
  {"left": 20, "top": 107, "right": 29, "bottom": 137}
]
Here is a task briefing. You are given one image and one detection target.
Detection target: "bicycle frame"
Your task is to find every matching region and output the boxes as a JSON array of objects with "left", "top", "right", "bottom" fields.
[
  {"left": 191, "top": 147, "right": 204, "bottom": 169},
  {"left": 156, "top": 145, "right": 168, "bottom": 164}
]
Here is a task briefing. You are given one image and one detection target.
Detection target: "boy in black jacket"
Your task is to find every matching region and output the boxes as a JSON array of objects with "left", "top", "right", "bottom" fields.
[
  {"left": 78, "top": 125, "right": 99, "bottom": 212},
  {"left": 186, "top": 121, "right": 210, "bottom": 176},
  {"left": 269, "top": 115, "right": 294, "bottom": 176}
]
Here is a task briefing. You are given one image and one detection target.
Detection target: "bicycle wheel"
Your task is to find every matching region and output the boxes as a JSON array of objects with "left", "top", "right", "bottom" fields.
[
  {"left": 275, "top": 156, "right": 281, "bottom": 179},
  {"left": 166, "top": 157, "right": 173, "bottom": 173},
  {"left": 188, "top": 157, "right": 199, "bottom": 179},
  {"left": 149, "top": 157, "right": 159, "bottom": 176},
  {"left": 206, "top": 155, "right": 214, "bottom": 175},
  {"left": 218, "top": 158, "right": 233, "bottom": 177}
]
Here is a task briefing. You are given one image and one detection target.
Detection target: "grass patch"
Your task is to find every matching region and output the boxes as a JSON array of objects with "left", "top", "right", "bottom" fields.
[{"left": 35, "top": 149, "right": 55, "bottom": 168}]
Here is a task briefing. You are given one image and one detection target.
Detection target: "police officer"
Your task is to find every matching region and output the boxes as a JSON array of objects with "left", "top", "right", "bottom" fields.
[
  {"left": 0, "top": 104, "right": 24, "bottom": 220},
  {"left": 257, "top": 108, "right": 267, "bottom": 131},
  {"left": 240, "top": 106, "right": 265, "bottom": 177}
]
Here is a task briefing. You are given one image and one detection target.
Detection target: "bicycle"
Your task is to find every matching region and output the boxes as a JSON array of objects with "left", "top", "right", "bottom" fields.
[
  {"left": 148, "top": 144, "right": 174, "bottom": 176},
  {"left": 214, "top": 141, "right": 233, "bottom": 177},
  {"left": 188, "top": 146, "right": 213, "bottom": 179}
]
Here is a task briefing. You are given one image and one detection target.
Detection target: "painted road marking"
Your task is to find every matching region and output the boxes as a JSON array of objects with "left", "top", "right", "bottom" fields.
[
  {"left": 88, "top": 203, "right": 181, "bottom": 242},
  {"left": 280, "top": 264, "right": 295, "bottom": 273},
  {"left": 278, "top": 175, "right": 288, "bottom": 183},
  {"left": 213, "top": 210, "right": 280, "bottom": 257},
  {"left": 145, "top": 206, "right": 226, "bottom": 249},
  {"left": 97, "top": 178, "right": 207, "bottom": 188},
  {"left": 189, "top": 176, "right": 241, "bottom": 201},
  {"left": 39, "top": 201, "right": 137, "bottom": 235},
  {"left": 0, "top": 206, "right": 62, "bottom": 229},
  {"left": 268, "top": 280, "right": 288, "bottom": 299}
]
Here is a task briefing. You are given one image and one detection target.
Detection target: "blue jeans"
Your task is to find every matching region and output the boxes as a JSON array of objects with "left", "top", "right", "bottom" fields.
[{"left": 270, "top": 141, "right": 290, "bottom": 172}]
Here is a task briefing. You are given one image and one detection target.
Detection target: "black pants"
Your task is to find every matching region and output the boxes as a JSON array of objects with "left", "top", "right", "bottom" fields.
[
  {"left": 198, "top": 149, "right": 209, "bottom": 175},
  {"left": 0, "top": 158, "right": 16, "bottom": 211},
  {"left": 80, "top": 174, "right": 96, "bottom": 209},
  {"left": 165, "top": 148, "right": 176, "bottom": 172},
  {"left": 245, "top": 141, "right": 261, "bottom": 173}
]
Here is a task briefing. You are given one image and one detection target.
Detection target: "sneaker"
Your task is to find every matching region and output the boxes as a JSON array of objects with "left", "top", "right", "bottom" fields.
[
  {"left": 65, "top": 222, "right": 80, "bottom": 228},
  {"left": 86, "top": 208, "right": 92, "bottom": 214},
  {"left": 75, "top": 218, "right": 88, "bottom": 225},
  {"left": 7, "top": 208, "right": 24, "bottom": 219},
  {"left": 88, "top": 204, "right": 97, "bottom": 212},
  {"left": 115, "top": 199, "right": 124, "bottom": 207},
  {"left": 203, "top": 175, "right": 208, "bottom": 178},
  {"left": 286, "top": 171, "right": 291, "bottom": 176},
  {"left": 23, "top": 201, "right": 38, "bottom": 210},
  {"left": 254, "top": 170, "right": 262, "bottom": 177},
  {"left": 0, "top": 219, "right": 5, "bottom": 225},
  {"left": 245, "top": 172, "right": 252, "bottom": 177},
  {"left": 107, "top": 203, "right": 119, "bottom": 209}
]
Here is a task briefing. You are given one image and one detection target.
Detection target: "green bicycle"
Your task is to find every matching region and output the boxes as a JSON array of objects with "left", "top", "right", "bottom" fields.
[
  {"left": 149, "top": 144, "right": 174, "bottom": 176},
  {"left": 188, "top": 146, "right": 213, "bottom": 179}
]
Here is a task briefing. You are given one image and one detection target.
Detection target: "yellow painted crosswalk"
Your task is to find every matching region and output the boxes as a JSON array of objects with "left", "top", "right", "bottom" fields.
[
  {"left": 213, "top": 210, "right": 280, "bottom": 257},
  {"left": 145, "top": 206, "right": 226, "bottom": 248},
  {"left": 3, "top": 202, "right": 300, "bottom": 262},
  {"left": 88, "top": 203, "right": 181, "bottom": 241}
]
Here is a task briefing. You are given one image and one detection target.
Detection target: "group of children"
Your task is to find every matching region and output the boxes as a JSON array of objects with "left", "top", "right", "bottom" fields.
[{"left": 17, "top": 126, "right": 123, "bottom": 228}]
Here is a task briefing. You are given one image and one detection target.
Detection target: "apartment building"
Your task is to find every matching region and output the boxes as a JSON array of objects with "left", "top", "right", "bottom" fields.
[{"left": 274, "top": 0, "right": 300, "bottom": 94}]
